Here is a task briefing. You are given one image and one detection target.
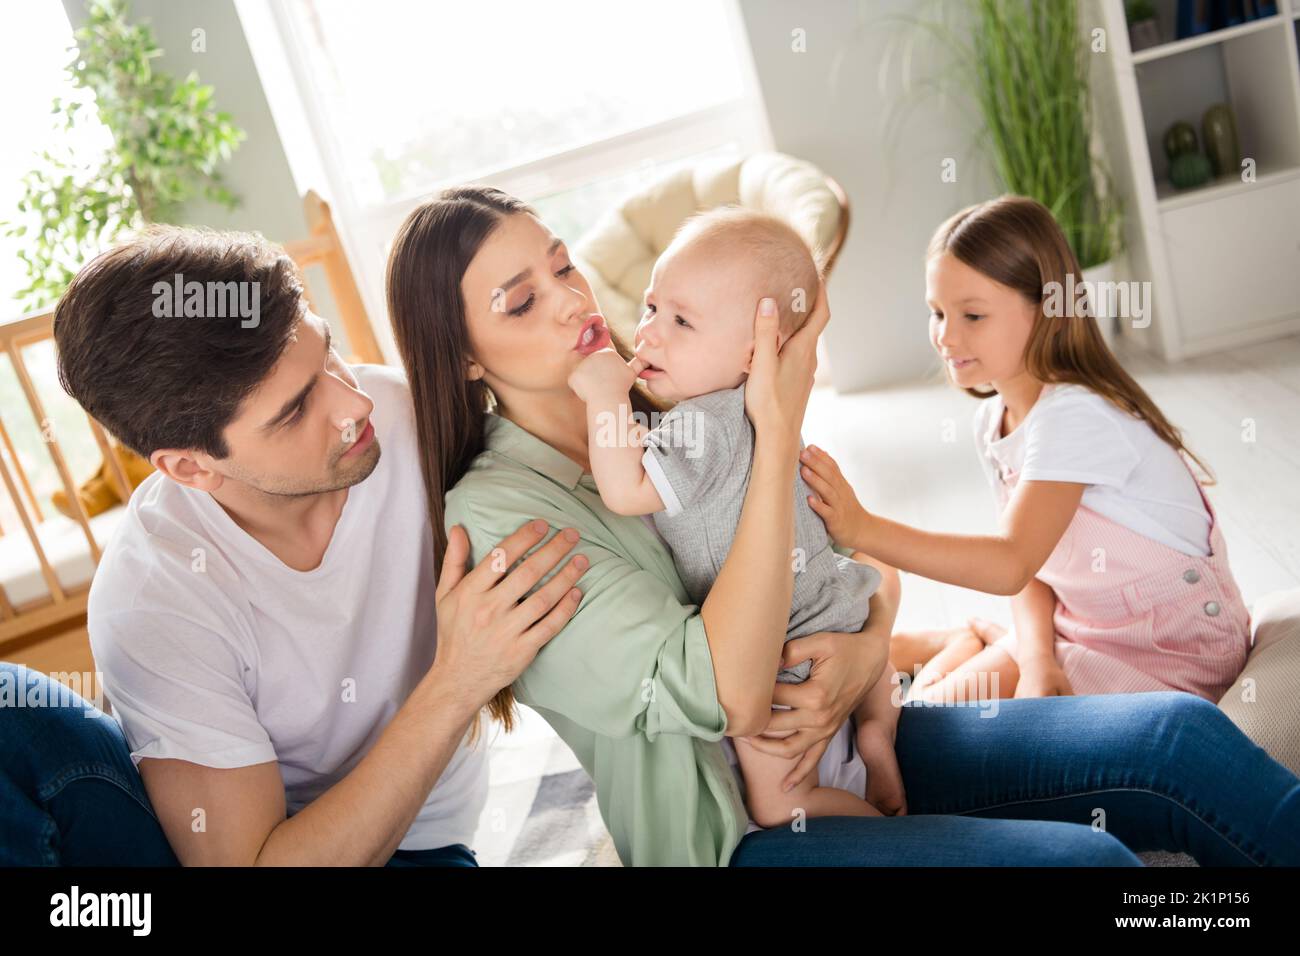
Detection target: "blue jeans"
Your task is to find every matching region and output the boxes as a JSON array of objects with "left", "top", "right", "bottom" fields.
[
  {"left": 731, "top": 692, "right": 1300, "bottom": 866},
  {"left": 5, "top": 664, "right": 1297, "bottom": 867},
  {"left": 0, "top": 663, "right": 476, "bottom": 867}
]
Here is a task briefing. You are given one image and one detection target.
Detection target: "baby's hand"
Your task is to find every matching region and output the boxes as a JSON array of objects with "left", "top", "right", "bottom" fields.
[
  {"left": 567, "top": 348, "right": 643, "bottom": 403},
  {"left": 800, "top": 444, "right": 869, "bottom": 550}
]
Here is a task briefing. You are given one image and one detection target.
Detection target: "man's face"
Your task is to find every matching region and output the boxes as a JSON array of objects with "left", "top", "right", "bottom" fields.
[{"left": 199, "top": 312, "right": 381, "bottom": 496}]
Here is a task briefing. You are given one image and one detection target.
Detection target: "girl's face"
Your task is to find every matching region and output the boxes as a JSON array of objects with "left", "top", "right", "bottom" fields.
[
  {"left": 460, "top": 212, "right": 610, "bottom": 398},
  {"left": 926, "top": 252, "right": 1038, "bottom": 390}
]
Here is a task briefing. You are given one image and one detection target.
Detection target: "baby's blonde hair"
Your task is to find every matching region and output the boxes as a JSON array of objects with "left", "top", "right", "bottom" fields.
[{"left": 667, "top": 206, "right": 822, "bottom": 339}]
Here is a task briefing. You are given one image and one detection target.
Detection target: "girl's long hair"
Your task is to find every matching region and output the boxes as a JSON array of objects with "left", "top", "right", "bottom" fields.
[
  {"left": 929, "top": 195, "right": 1212, "bottom": 482},
  {"left": 385, "top": 185, "right": 665, "bottom": 741}
]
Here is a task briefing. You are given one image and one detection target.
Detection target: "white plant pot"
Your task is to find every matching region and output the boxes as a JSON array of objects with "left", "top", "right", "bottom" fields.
[{"left": 1082, "top": 257, "right": 1122, "bottom": 352}]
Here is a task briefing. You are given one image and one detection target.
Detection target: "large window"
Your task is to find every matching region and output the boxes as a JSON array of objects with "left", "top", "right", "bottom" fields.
[
  {"left": 238, "top": 0, "right": 771, "bottom": 357},
  {"left": 0, "top": 4, "right": 109, "bottom": 523},
  {"left": 0, "top": 3, "right": 114, "bottom": 314}
]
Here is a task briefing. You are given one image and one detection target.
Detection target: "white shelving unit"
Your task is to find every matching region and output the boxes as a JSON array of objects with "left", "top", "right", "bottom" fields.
[{"left": 1090, "top": 0, "right": 1300, "bottom": 360}]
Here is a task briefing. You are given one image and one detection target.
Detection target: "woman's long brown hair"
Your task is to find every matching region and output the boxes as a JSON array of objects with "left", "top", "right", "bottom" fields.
[
  {"left": 928, "top": 195, "right": 1212, "bottom": 482},
  {"left": 385, "top": 184, "right": 666, "bottom": 742}
]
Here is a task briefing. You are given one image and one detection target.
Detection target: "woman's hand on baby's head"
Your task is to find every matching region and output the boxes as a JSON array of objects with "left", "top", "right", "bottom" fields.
[
  {"left": 801, "top": 279, "right": 831, "bottom": 346},
  {"left": 745, "top": 284, "right": 830, "bottom": 443},
  {"left": 567, "top": 347, "right": 639, "bottom": 403},
  {"left": 800, "top": 444, "right": 869, "bottom": 550}
]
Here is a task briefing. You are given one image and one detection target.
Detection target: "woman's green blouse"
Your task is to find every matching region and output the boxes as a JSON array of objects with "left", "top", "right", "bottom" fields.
[{"left": 443, "top": 411, "right": 751, "bottom": 866}]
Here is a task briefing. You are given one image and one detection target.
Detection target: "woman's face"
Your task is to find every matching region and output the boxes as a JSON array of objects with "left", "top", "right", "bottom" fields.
[
  {"left": 926, "top": 252, "right": 1037, "bottom": 390},
  {"left": 461, "top": 212, "right": 610, "bottom": 399}
]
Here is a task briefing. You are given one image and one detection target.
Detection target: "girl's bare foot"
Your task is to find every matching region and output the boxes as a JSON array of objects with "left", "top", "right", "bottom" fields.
[
  {"left": 965, "top": 617, "right": 1007, "bottom": 645},
  {"left": 891, "top": 623, "right": 987, "bottom": 675},
  {"left": 856, "top": 720, "right": 907, "bottom": 816}
]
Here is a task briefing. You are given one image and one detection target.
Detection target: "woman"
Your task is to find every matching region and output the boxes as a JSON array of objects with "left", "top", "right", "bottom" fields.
[{"left": 386, "top": 184, "right": 1300, "bottom": 867}]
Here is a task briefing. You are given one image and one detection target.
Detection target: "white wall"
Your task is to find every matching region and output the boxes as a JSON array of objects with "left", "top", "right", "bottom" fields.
[{"left": 737, "top": 0, "right": 1002, "bottom": 391}]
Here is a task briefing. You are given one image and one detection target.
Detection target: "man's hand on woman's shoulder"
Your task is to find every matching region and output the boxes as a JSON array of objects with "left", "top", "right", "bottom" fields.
[{"left": 426, "top": 519, "right": 589, "bottom": 714}]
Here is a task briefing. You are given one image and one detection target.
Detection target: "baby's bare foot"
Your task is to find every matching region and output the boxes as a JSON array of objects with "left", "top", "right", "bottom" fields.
[
  {"left": 856, "top": 720, "right": 907, "bottom": 816},
  {"left": 891, "top": 624, "right": 987, "bottom": 672}
]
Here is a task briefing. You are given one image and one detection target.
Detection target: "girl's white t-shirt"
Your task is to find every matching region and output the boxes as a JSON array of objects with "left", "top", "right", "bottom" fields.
[
  {"left": 87, "top": 364, "right": 488, "bottom": 852},
  {"left": 972, "top": 383, "right": 1211, "bottom": 557}
]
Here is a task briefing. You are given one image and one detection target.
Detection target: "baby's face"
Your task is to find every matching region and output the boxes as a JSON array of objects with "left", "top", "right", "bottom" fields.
[{"left": 633, "top": 244, "right": 755, "bottom": 403}]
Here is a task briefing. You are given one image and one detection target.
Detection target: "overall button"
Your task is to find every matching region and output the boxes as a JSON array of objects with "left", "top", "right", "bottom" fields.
[
  {"left": 1203, "top": 601, "right": 1220, "bottom": 617},
  {"left": 1183, "top": 568, "right": 1201, "bottom": 584}
]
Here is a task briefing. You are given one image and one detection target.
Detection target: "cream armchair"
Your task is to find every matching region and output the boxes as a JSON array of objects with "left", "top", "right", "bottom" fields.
[{"left": 573, "top": 151, "right": 849, "bottom": 346}]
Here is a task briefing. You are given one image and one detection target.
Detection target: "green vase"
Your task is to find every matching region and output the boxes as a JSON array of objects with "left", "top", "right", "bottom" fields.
[
  {"left": 1163, "top": 121, "right": 1198, "bottom": 161},
  {"left": 1170, "top": 152, "right": 1212, "bottom": 190},
  {"left": 1202, "top": 103, "right": 1240, "bottom": 178}
]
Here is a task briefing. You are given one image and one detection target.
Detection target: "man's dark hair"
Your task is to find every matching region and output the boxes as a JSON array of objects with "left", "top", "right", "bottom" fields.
[{"left": 54, "top": 226, "right": 305, "bottom": 460}]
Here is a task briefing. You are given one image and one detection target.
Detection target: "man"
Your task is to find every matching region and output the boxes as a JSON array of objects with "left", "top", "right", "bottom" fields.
[{"left": 0, "top": 226, "right": 586, "bottom": 866}]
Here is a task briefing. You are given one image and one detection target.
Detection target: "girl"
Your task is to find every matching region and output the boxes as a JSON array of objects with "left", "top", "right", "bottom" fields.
[{"left": 801, "top": 195, "right": 1251, "bottom": 705}]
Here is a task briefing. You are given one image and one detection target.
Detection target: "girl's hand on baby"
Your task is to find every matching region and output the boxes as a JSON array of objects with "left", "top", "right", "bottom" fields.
[
  {"left": 567, "top": 347, "right": 639, "bottom": 402},
  {"left": 800, "top": 444, "right": 869, "bottom": 550}
]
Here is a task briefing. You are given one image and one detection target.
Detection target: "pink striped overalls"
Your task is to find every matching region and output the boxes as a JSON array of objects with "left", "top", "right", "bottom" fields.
[{"left": 989, "top": 457, "right": 1252, "bottom": 702}]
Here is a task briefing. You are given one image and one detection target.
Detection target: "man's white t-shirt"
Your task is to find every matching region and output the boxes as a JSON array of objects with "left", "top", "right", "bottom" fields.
[
  {"left": 88, "top": 364, "right": 488, "bottom": 851},
  {"left": 972, "top": 383, "right": 1211, "bottom": 557}
]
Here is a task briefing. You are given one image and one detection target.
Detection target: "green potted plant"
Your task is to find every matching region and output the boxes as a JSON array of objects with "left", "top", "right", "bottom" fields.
[
  {"left": 3, "top": 0, "right": 245, "bottom": 311},
  {"left": 886, "top": 0, "right": 1125, "bottom": 343},
  {"left": 1126, "top": 0, "right": 1163, "bottom": 52},
  {"left": 2, "top": 0, "right": 245, "bottom": 518}
]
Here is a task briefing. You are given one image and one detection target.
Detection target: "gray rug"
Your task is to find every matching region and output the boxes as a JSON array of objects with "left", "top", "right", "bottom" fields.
[{"left": 474, "top": 707, "right": 1200, "bottom": 867}]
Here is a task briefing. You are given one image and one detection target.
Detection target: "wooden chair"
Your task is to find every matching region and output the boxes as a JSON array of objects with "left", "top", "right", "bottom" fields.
[{"left": 0, "top": 191, "right": 384, "bottom": 657}]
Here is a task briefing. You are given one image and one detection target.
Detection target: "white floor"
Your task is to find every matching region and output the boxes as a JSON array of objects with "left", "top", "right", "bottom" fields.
[{"left": 802, "top": 334, "right": 1300, "bottom": 635}]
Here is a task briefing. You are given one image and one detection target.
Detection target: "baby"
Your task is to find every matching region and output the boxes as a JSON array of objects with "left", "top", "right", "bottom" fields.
[{"left": 567, "top": 206, "right": 905, "bottom": 827}]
